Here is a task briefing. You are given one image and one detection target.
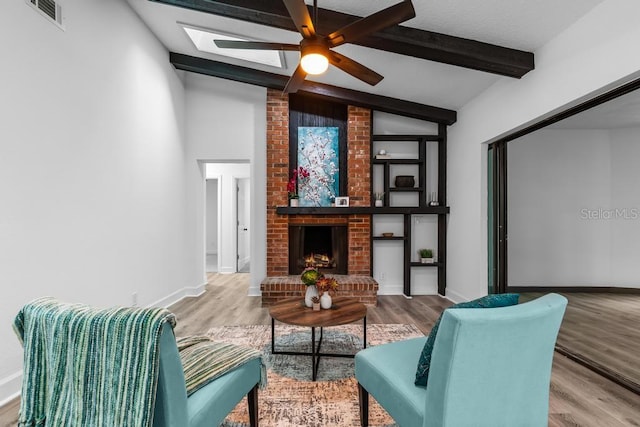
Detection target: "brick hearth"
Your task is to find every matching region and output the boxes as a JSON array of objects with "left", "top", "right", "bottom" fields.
[
  {"left": 264, "top": 89, "right": 378, "bottom": 305},
  {"left": 260, "top": 275, "right": 378, "bottom": 307}
]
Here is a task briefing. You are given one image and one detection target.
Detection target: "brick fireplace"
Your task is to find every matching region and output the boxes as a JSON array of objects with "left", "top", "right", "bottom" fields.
[{"left": 262, "top": 89, "right": 378, "bottom": 305}]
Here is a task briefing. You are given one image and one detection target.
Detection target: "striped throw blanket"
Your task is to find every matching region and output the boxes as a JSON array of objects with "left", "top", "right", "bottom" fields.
[
  {"left": 178, "top": 336, "right": 267, "bottom": 396},
  {"left": 13, "top": 297, "right": 176, "bottom": 427}
]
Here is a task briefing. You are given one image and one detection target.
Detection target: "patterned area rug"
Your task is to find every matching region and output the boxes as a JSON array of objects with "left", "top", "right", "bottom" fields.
[{"left": 206, "top": 323, "right": 424, "bottom": 427}]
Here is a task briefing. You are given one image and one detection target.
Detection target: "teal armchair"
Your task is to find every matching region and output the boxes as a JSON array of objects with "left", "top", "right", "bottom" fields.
[
  {"left": 355, "top": 293, "right": 567, "bottom": 427},
  {"left": 154, "top": 323, "right": 261, "bottom": 427},
  {"left": 14, "top": 299, "right": 261, "bottom": 427}
]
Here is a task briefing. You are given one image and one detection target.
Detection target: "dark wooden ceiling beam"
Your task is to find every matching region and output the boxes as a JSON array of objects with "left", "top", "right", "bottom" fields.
[
  {"left": 151, "top": 0, "right": 534, "bottom": 78},
  {"left": 170, "top": 53, "right": 457, "bottom": 124}
]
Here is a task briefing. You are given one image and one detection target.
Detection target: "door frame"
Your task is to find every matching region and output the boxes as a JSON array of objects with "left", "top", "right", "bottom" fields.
[
  {"left": 488, "top": 142, "right": 507, "bottom": 294},
  {"left": 487, "top": 77, "right": 640, "bottom": 294},
  {"left": 203, "top": 161, "right": 251, "bottom": 274}
]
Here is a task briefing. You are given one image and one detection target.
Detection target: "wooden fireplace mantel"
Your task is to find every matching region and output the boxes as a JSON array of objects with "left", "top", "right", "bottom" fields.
[{"left": 276, "top": 206, "right": 450, "bottom": 215}]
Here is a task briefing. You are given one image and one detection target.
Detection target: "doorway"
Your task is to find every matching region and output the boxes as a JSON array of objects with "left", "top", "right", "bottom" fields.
[
  {"left": 488, "top": 77, "right": 640, "bottom": 393},
  {"left": 205, "top": 162, "right": 251, "bottom": 274}
]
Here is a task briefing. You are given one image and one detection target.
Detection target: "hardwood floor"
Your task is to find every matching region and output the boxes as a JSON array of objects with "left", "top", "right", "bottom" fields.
[
  {"left": 2, "top": 274, "right": 639, "bottom": 426},
  {"left": 522, "top": 292, "right": 640, "bottom": 395}
]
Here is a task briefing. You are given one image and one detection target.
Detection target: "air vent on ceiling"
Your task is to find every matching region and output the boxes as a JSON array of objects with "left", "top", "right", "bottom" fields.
[{"left": 26, "top": 0, "right": 64, "bottom": 29}]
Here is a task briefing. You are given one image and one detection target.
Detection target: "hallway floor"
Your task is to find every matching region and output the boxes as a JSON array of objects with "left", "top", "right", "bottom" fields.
[{"left": 206, "top": 254, "right": 218, "bottom": 272}]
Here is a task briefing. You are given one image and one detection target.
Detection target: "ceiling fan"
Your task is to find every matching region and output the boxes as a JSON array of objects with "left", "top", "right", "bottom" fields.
[{"left": 214, "top": 0, "right": 415, "bottom": 94}]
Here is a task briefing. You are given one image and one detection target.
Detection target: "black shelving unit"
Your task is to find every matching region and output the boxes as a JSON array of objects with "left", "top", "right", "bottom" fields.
[{"left": 370, "top": 127, "right": 448, "bottom": 297}]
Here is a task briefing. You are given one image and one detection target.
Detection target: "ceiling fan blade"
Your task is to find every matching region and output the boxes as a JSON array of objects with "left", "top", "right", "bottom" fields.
[
  {"left": 283, "top": 0, "right": 316, "bottom": 39},
  {"left": 326, "top": 1, "right": 415, "bottom": 47},
  {"left": 283, "top": 64, "right": 308, "bottom": 94},
  {"left": 214, "top": 40, "right": 300, "bottom": 51},
  {"left": 328, "top": 51, "right": 383, "bottom": 86}
]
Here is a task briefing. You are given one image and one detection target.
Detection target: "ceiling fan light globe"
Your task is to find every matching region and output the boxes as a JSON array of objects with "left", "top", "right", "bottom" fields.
[{"left": 301, "top": 53, "right": 329, "bottom": 75}]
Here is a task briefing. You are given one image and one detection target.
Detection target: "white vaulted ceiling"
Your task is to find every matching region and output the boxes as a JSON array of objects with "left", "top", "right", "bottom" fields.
[{"left": 126, "top": 0, "right": 605, "bottom": 111}]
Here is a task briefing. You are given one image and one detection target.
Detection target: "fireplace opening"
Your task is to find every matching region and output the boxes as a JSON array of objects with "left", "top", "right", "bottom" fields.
[{"left": 289, "top": 225, "right": 348, "bottom": 275}]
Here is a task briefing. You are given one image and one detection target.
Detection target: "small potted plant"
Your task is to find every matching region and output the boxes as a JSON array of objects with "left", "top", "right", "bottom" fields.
[
  {"left": 287, "top": 171, "right": 299, "bottom": 207},
  {"left": 287, "top": 167, "right": 309, "bottom": 207},
  {"left": 374, "top": 192, "right": 384, "bottom": 207},
  {"left": 301, "top": 267, "right": 322, "bottom": 307},
  {"left": 311, "top": 296, "right": 321, "bottom": 311},
  {"left": 419, "top": 248, "right": 434, "bottom": 264}
]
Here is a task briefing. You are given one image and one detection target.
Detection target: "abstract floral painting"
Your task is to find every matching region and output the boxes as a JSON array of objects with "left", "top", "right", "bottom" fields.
[{"left": 297, "top": 127, "right": 340, "bottom": 207}]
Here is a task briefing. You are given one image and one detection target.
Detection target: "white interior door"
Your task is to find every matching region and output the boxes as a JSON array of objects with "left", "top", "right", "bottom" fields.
[{"left": 236, "top": 178, "right": 251, "bottom": 272}]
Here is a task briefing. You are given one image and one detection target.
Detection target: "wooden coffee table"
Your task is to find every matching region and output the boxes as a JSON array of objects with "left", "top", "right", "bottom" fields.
[{"left": 269, "top": 296, "right": 367, "bottom": 381}]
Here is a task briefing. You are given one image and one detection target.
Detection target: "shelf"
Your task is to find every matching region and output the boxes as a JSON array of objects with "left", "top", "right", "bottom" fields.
[
  {"left": 276, "top": 206, "right": 450, "bottom": 215},
  {"left": 390, "top": 187, "right": 424, "bottom": 192},
  {"left": 372, "top": 134, "right": 440, "bottom": 142},
  {"left": 373, "top": 158, "right": 422, "bottom": 165},
  {"left": 410, "top": 262, "right": 440, "bottom": 267},
  {"left": 373, "top": 236, "right": 406, "bottom": 241}
]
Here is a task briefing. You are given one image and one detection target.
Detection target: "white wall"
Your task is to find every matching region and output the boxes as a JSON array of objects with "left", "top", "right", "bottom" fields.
[
  {"left": 0, "top": 0, "right": 191, "bottom": 403},
  {"left": 205, "top": 163, "right": 251, "bottom": 273},
  {"left": 508, "top": 129, "right": 612, "bottom": 285},
  {"left": 508, "top": 127, "right": 640, "bottom": 288},
  {"left": 184, "top": 74, "right": 266, "bottom": 295},
  {"left": 205, "top": 179, "right": 219, "bottom": 255},
  {"left": 447, "top": 0, "right": 640, "bottom": 302}
]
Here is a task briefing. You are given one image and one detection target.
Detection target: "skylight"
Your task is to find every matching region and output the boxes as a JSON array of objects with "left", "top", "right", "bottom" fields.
[{"left": 182, "top": 25, "right": 285, "bottom": 69}]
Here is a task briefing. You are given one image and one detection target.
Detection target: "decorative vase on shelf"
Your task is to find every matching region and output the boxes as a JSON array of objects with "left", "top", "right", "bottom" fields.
[
  {"left": 429, "top": 191, "right": 439, "bottom": 206},
  {"left": 374, "top": 192, "right": 384, "bottom": 207},
  {"left": 394, "top": 175, "right": 415, "bottom": 188},
  {"left": 290, "top": 198, "right": 299, "bottom": 207},
  {"left": 304, "top": 285, "right": 318, "bottom": 307},
  {"left": 320, "top": 292, "right": 332, "bottom": 309}
]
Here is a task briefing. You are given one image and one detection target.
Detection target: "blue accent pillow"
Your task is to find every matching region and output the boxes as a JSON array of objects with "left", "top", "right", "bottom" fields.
[{"left": 414, "top": 293, "right": 520, "bottom": 387}]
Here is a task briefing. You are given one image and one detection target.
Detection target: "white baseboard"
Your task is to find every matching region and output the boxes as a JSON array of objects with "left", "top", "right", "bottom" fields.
[
  {"left": 377, "top": 284, "right": 404, "bottom": 295},
  {"left": 151, "top": 282, "right": 207, "bottom": 308},
  {"left": 219, "top": 266, "right": 235, "bottom": 274},
  {"left": 0, "top": 370, "right": 22, "bottom": 407},
  {"left": 444, "top": 288, "right": 469, "bottom": 304},
  {"left": 377, "top": 284, "right": 456, "bottom": 303},
  {"left": 247, "top": 285, "right": 262, "bottom": 297}
]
